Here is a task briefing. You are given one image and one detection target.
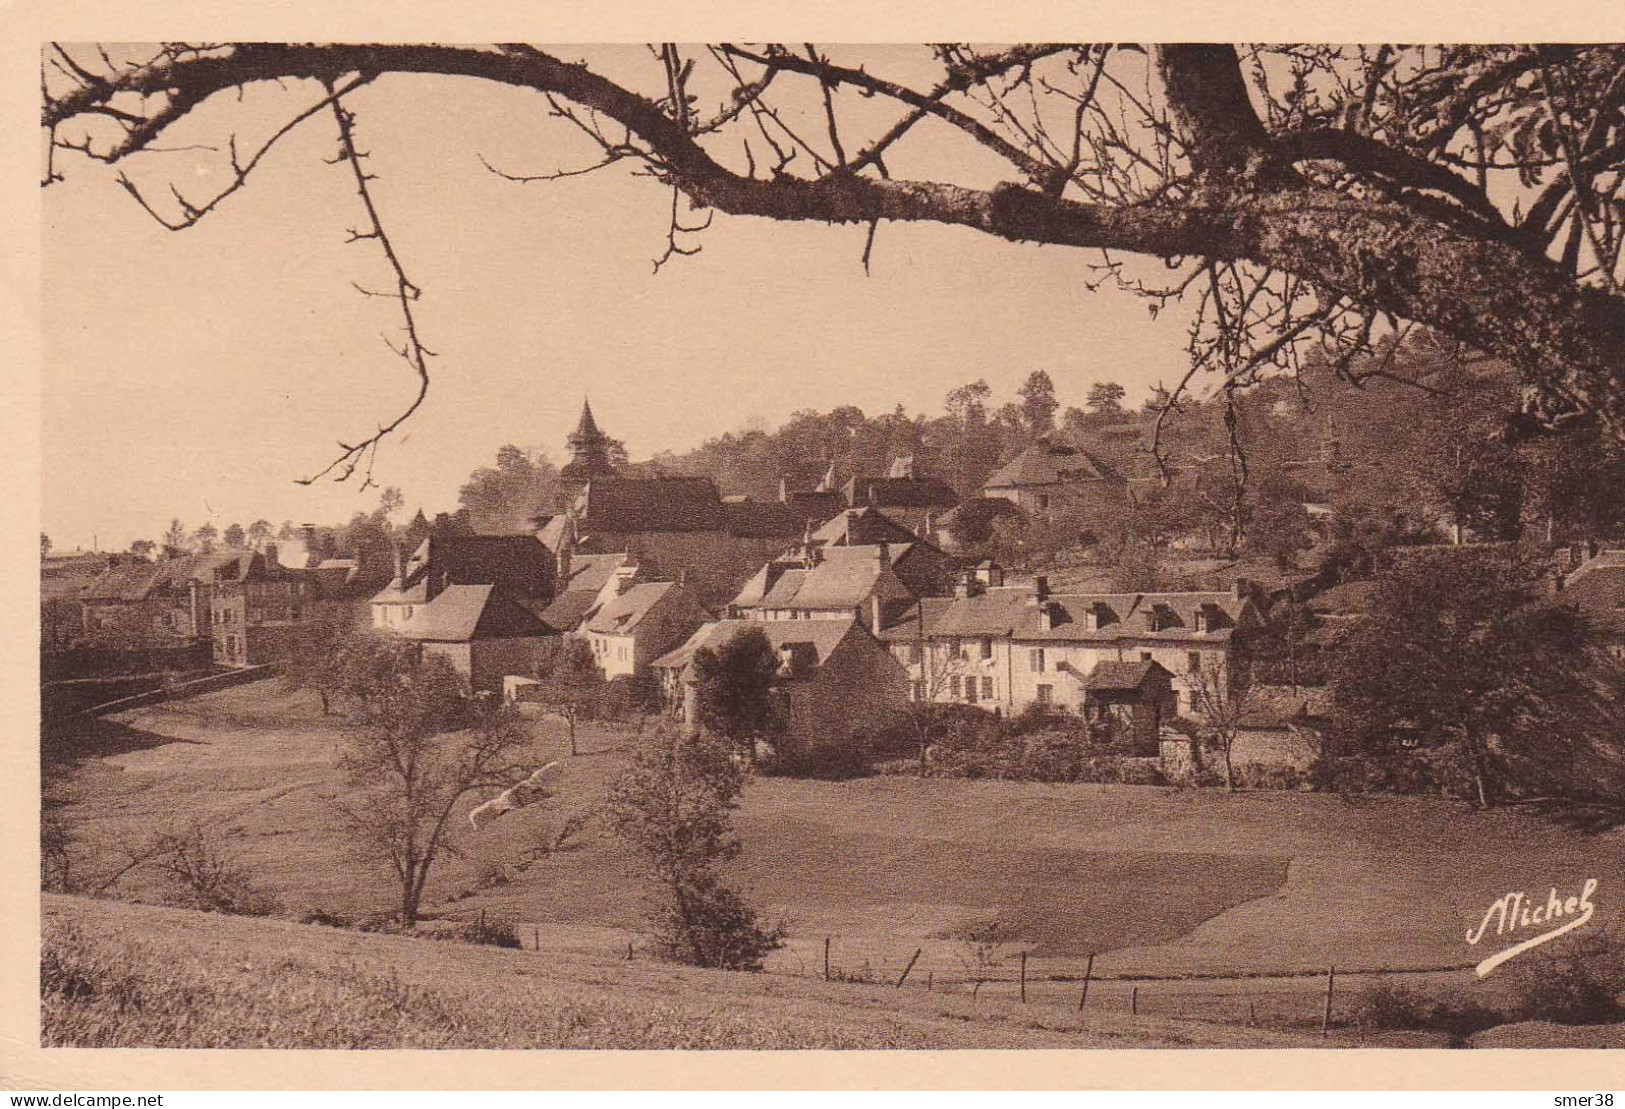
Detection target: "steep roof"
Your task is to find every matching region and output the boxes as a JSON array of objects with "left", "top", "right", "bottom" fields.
[
  {"left": 651, "top": 616, "right": 858, "bottom": 675},
  {"left": 721, "top": 499, "right": 813, "bottom": 540},
  {"left": 399, "top": 534, "right": 552, "bottom": 600},
  {"left": 583, "top": 581, "right": 682, "bottom": 635},
  {"left": 843, "top": 475, "right": 960, "bottom": 510},
  {"left": 983, "top": 439, "right": 1124, "bottom": 491},
  {"left": 538, "top": 552, "right": 632, "bottom": 632},
  {"left": 394, "top": 584, "right": 550, "bottom": 642},
  {"left": 891, "top": 586, "right": 1249, "bottom": 644},
  {"left": 575, "top": 476, "right": 725, "bottom": 533},
  {"left": 1562, "top": 558, "right": 1625, "bottom": 639},
  {"left": 732, "top": 546, "right": 914, "bottom": 613},
  {"left": 811, "top": 506, "right": 923, "bottom": 547},
  {"left": 1082, "top": 659, "right": 1172, "bottom": 692}
]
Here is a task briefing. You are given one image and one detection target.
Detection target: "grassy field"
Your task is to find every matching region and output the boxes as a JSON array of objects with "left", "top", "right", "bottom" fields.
[
  {"left": 41, "top": 894, "right": 1327, "bottom": 1049},
  {"left": 48, "top": 682, "right": 1625, "bottom": 999}
]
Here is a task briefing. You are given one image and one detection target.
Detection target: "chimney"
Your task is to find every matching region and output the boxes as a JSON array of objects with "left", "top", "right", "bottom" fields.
[
  {"left": 264, "top": 543, "right": 279, "bottom": 569},
  {"left": 778, "top": 477, "right": 790, "bottom": 503},
  {"left": 1038, "top": 601, "right": 1056, "bottom": 632},
  {"left": 301, "top": 524, "right": 319, "bottom": 568},
  {"left": 869, "top": 594, "right": 884, "bottom": 637},
  {"left": 392, "top": 542, "right": 405, "bottom": 584},
  {"left": 613, "top": 565, "right": 638, "bottom": 597},
  {"left": 877, "top": 541, "right": 890, "bottom": 567},
  {"left": 954, "top": 570, "right": 985, "bottom": 600},
  {"left": 1034, "top": 575, "right": 1050, "bottom": 603},
  {"left": 1233, "top": 576, "right": 1250, "bottom": 601}
]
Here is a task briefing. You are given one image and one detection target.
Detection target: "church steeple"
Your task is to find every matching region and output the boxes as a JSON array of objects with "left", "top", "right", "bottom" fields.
[{"left": 558, "top": 396, "right": 618, "bottom": 510}]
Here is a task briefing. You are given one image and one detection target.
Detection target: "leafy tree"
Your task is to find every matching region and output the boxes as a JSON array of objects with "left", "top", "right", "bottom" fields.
[
  {"left": 1017, "top": 371, "right": 1059, "bottom": 436},
  {"left": 40, "top": 533, "right": 51, "bottom": 557},
  {"left": 1330, "top": 552, "right": 1593, "bottom": 809},
  {"left": 278, "top": 612, "right": 364, "bottom": 715},
  {"left": 1243, "top": 470, "right": 1314, "bottom": 571},
  {"left": 402, "top": 508, "right": 433, "bottom": 551},
  {"left": 41, "top": 597, "right": 83, "bottom": 652},
  {"left": 222, "top": 523, "right": 247, "bottom": 550},
  {"left": 691, "top": 626, "right": 782, "bottom": 758},
  {"left": 606, "top": 728, "right": 785, "bottom": 970},
  {"left": 531, "top": 637, "right": 604, "bottom": 757},
  {"left": 161, "top": 518, "right": 189, "bottom": 559},
  {"left": 377, "top": 485, "right": 405, "bottom": 522},
  {"left": 459, "top": 445, "right": 561, "bottom": 533},
  {"left": 128, "top": 538, "right": 156, "bottom": 558},
  {"left": 246, "top": 520, "right": 274, "bottom": 550},
  {"left": 335, "top": 636, "right": 532, "bottom": 924},
  {"left": 1085, "top": 381, "right": 1127, "bottom": 420},
  {"left": 193, "top": 522, "right": 219, "bottom": 553},
  {"left": 431, "top": 509, "right": 476, "bottom": 538},
  {"left": 276, "top": 521, "right": 296, "bottom": 541}
]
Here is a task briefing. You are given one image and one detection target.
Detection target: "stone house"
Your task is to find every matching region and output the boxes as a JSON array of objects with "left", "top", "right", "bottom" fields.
[
  {"left": 879, "top": 574, "right": 1256, "bottom": 717},
  {"left": 982, "top": 438, "right": 1124, "bottom": 516},
  {"left": 371, "top": 533, "right": 555, "bottom": 631},
  {"left": 577, "top": 576, "right": 710, "bottom": 680},
  {"left": 650, "top": 616, "right": 910, "bottom": 752},
  {"left": 389, "top": 583, "right": 553, "bottom": 694}
]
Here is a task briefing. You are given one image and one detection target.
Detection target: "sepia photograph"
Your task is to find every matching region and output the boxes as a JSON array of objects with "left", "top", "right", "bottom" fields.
[{"left": 28, "top": 31, "right": 1625, "bottom": 1080}]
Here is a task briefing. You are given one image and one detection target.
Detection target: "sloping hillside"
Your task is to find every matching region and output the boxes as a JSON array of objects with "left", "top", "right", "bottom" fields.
[{"left": 41, "top": 895, "right": 1325, "bottom": 1050}]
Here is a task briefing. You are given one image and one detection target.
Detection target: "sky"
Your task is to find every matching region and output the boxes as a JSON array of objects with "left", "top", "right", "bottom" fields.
[{"left": 42, "top": 45, "right": 1199, "bottom": 554}]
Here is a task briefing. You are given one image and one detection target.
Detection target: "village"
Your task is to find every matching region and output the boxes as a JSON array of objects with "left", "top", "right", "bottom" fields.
[
  {"left": 33, "top": 40, "right": 1625, "bottom": 1066},
  {"left": 41, "top": 392, "right": 1625, "bottom": 791}
]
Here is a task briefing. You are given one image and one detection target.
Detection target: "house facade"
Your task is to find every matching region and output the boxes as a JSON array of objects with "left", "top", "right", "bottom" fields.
[
  {"left": 390, "top": 583, "right": 553, "bottom": 693},
  {"left": 982, "top": 438, "right": 1124, "bottom": 516},
  {"left": 880, "top": 574, "right": 1256, "bottom": 717},
  {"left": 651, "top": 617, "right": 910, "bottom": 752},
  {"left": 209, "top": 549, "right": 318, "bottom": 666},
  {"left": 578, "top": 576, "right": 710, "bottom": 680}
]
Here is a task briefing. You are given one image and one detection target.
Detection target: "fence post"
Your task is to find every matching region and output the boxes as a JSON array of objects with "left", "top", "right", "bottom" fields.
[
  {"left": 1019, "top": 951, "right": 1028, "bottom": 1003},
  {"left": 897, "top": 948, "right": 923, "bottom": 989},
  {"left": 927, "top": 971, "right": 933, "bottom": 992},
  {"left": 1078, "top": 952, "right": 1094, "bottom": 1012},
  {"left": 1322, "top": 965, "right": 1335, "bottom": 1036},
  {"left": 627, "top": 940, "right": 634, "bottom": 961},
  {"left": 533, "top": 925, "right": 540, "bottom": 952},
  {"left": 1131, "top": 986, "right": 1138, "bottom": 1016},
  {"left": 478, "top": 908, "right": 486, "bottom": 944},
  {"left": 824, "top": 937, "right": 830, "bottom": 982}
]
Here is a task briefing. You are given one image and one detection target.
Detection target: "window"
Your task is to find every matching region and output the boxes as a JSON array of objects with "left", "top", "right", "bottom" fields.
[
  {"left": 403, "top": 606, "right": 413, "bottom": 620},
  {"left": 911, "top": 680, "right": 925, "bottom": 702},
  {"left": 1194, "top": 610, "right": 1209, "bottom": 633},
  {"left": 1141, "top": 651, "right": 1153, "bottom": 661},
  {"left": 964, "top": 681, "right": 976, "bottom": 703},
  {"left": 1188, "top": 652, "right": 1202, "bottom": 673},
  {"left": 1029, "top": 648, "right": 1045, "bottom": 672},
  {"left": 949, "top": 675, "right": 962, "bottom": 697},
  {"left": 979, "top": 637, "right": 993, "bottom": 660},
  {"left": 1036, "top": 684, "right": 1053, "bottom": 704},
  {"left": 908, "top": 643, "right": 923, "bottom": 664},
  {"left": 980, "top": 676, "right": 993, "bottom": 699}
]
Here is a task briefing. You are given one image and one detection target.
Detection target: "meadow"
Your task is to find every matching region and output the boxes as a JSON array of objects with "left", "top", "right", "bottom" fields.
[{"left": 46, "top": 682, "right": 1625, "bottom": 1005}]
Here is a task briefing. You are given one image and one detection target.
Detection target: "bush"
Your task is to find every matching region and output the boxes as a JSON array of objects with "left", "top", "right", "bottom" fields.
[
  {"left": 1231, "top": 763, "right": 1310, "bottom": 791},
  {"left": 757, "top": 739, "right": 873, "bottom": 781},
  {"left": 1504, "top": 930, "right": 1625, "bottom": 1025},
  {"left": 1350, "top": 981, "right": 1503, "bottom": 1040}
]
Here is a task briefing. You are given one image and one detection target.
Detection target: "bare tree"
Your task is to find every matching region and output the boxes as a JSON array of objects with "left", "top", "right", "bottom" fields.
[
  {"left": 335, "top": 639, "right": 533, "bottom": 923},
  {"left": 40, "top": 44, "right": 1625, "bottom": 485},
  {"left": 1189, "top": 660, "right": 1263, "bottom": 792}
]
